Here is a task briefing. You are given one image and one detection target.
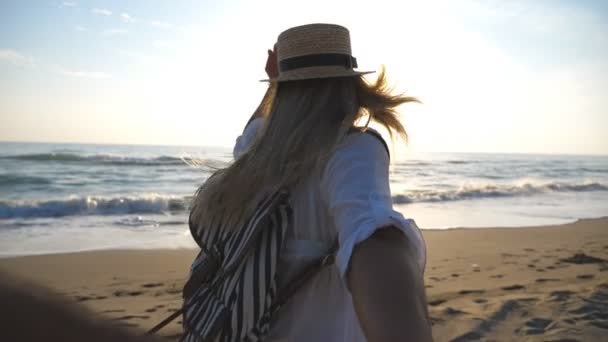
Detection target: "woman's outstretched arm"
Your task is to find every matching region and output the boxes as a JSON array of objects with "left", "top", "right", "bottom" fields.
[{"left": 348, "top": 226, "right": 433, "bottom": 342}]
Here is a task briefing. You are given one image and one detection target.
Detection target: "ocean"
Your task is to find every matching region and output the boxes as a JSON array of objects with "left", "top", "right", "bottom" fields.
[{"left": 1, "top": 142, "right": 607, "bottom": 257}]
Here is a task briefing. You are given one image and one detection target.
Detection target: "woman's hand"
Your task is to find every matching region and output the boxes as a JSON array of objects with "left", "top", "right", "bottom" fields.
[{"left": 265, "top": 46, "right": 278, "bottom": 79}]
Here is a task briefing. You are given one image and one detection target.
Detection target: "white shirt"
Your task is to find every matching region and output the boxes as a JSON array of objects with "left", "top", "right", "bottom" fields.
[{"left": 234, "top": 118, "right": 426, "bottom": 342}]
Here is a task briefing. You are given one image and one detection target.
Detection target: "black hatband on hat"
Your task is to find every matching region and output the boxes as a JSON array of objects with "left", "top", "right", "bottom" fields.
[{"left": 279, "top": 53, "right": 358, "bottom": 72}]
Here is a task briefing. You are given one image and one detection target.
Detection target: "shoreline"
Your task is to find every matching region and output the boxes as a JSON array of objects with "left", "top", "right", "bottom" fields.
[
  {"left": 424, "top": 216, "right": 608, "bottom": 231},
  {"left": 1, "top": 218, "right": 607, "bottom": 340},
  {"left": 1, "top": 216, "right": 606, "bottom": 259}
]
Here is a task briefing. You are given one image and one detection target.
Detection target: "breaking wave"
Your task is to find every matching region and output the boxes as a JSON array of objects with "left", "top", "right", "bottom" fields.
[
  {"left": 0, "top": 195, "right": 191, "bottom": 219},
  {"left": 0, "top": 153, "right": 196, "bottom": 167},
  {"left": 392, "top": 181, "right": 608, "bottom": 204},
  {"left": 1, "top": 181, "right": 606, "bottom": 219}
]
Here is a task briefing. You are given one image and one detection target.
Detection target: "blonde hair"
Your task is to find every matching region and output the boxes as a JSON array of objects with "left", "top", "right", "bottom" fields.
[{"left": 190, "top": 68, "right": 417, "bottom": 231}]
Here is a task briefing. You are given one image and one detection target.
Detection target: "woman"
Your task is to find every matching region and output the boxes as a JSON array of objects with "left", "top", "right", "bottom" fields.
[{"left": 190, "top": 23, "right": 431, "bottom": 342}]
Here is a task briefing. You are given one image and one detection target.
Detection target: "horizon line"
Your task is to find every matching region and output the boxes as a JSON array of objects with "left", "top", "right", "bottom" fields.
[{"left": 1, "top": 139, "right": 607, "bottom": 157}]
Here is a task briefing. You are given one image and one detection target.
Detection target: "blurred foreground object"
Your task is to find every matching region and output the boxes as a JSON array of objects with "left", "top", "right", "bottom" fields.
[{"left": 0, "top": 273, "right": 157, "bottom": 342}]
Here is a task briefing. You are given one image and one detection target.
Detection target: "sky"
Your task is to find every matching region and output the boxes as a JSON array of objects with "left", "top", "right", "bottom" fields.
[{"left": 0, "top": 0, "right": 607, "bottom": 155}]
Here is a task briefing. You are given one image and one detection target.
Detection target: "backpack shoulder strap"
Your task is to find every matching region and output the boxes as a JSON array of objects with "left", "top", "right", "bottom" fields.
[
  {"left": 270, "top": 240, "right": 339, "bottom": 316},
  {"left": 347, "top": 127, "right": 390, "bottom": 160}
]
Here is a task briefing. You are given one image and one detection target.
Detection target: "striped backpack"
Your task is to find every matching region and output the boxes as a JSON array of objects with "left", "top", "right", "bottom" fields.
[{"left": 148, "top": 189, "right": 337, "bottom": 342}]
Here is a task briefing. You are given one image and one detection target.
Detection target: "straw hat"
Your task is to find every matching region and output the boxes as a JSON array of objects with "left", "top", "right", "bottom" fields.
[{"left": 266, "top": 23, "right": 374, "bottom": 82}]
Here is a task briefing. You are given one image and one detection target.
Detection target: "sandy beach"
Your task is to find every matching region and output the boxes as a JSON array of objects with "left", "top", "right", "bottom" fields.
[{"left": 1, "top": 218, "right": 607, "bottom": 341}]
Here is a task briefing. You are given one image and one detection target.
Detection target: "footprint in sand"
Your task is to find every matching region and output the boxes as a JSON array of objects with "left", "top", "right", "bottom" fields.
[
  {"left": 501, "top": 284, "right": 525, "bottom": 291},
  {"left": 459, "top": 289, "right": 485, "bottom": 295},
  {"left": 155, "top": 287, "right": 182, "bottom": 297},
  {"left": 473, "top": 298, "right": 488, "bottom": 304},
  {"left": 523, "top": 248, "right": 536, "bottom": 252},
  {"left": 142, "top": 282, "right": 164, "bottom": 288},
  {"left": 428, "top": 299, "right": 447, "bottom": 306},
  {"left": 518, "top": 317, "right": 554, "bottom": 335},
  {"left": 451, "top": 273, "right": 460, "bottom": 278},
  {"left": 113, "top": 290, "right": 144, "bottom": 297},
  {"left": 536, "top": 278, "right": 560, "bottom": 283},
  {"left": 430, "top": 316, "right": 445, "bottom": 326},
  {"left": 75, "top": 295, "right": 93, "bottom": 302},
  {"left": 576, "top": 274, "right": 595, "bottom": 280},
  {"left": 490, "top": 274, "right": 504, "bottom": 279},
  {"left": 560, "top": 253, "right": 607, "bottom": 265},
  {"left": 444, "top": 307, "right": 468, "bottom": 316},
  {"left": 112, "top": 315, "right": 150, "bottom": 321},
  {"left": 566, "top": 285, "right": 608, "bottom": 329},
  {"left": 450, "top": 331, "right": 484, "bottom": 342},
  {"left": 101, "top": 309, "right": 126, "bottom": 314},
  {"left": 549, "top": 290, "right": 575, "bottom": 302},
  {"left": 145, "top": 308, "right": 157, "bottom": 313}
]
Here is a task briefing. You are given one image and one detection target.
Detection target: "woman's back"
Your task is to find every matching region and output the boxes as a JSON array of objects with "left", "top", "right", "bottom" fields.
[{"left": 234, "top": 120, "right": 426, "bottom": 341}]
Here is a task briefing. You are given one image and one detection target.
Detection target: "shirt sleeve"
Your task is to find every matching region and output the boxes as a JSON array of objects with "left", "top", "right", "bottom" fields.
[
  {"left": 233, "top": 118, "right": 265, "bottom": 159},
  {"left": 320, "top": 131, "right": 427, "bottom": 284}
]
